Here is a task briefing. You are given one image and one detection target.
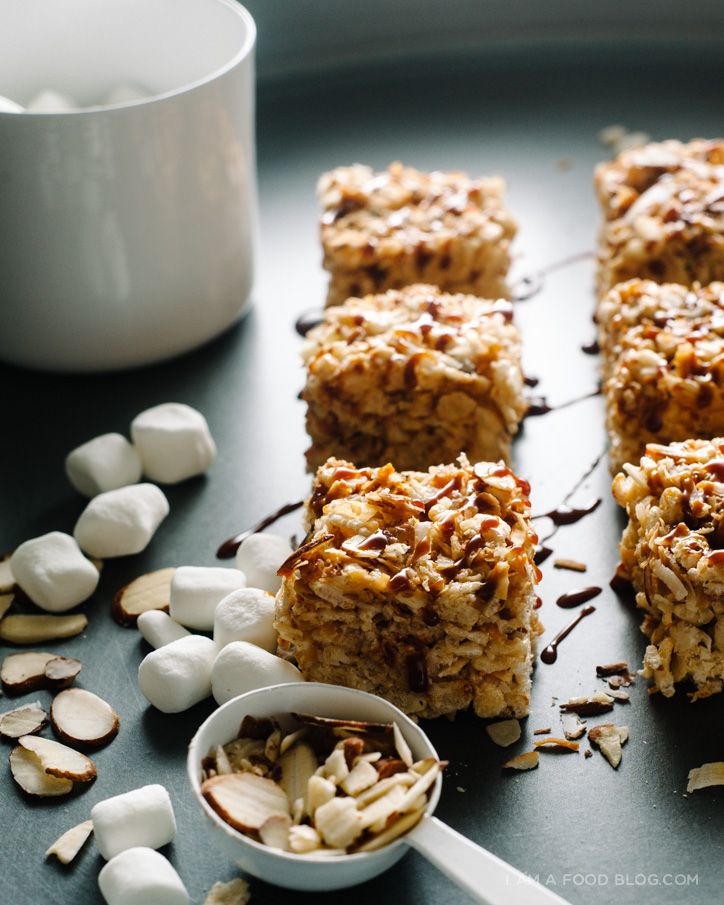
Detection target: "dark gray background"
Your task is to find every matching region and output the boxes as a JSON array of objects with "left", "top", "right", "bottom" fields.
[{"left": 1, "top": 42, "right": 723, "bottom": 905}]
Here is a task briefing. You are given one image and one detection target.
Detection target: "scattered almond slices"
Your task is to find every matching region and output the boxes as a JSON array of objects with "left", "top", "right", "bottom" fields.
[
  {"left": 9, "top": 745, "right": 73, "bottom": 797},
  {"left": 0, "top": 613, "right": 88, "bottom": 645},
  {"left": 112, "top": 567, "right": 175, "bottom": 627},
  {"left": 202, "top": 771, "right": 291, "bottom": 833},
  {"left": 485, "top": 719, "right": 521, "bottom": 748},
  {"left": 0, "top": 701, "right": 48, "bottom": 739},
  {"left": 0, "top": 553, "right": 15, "bottom": 593},
  {"left": 502, "top": 750, "right": 539, "bottom": 772},
  {"left": 51, "top": 688, "right": 119, "bottom": 749},
  {"left": 202, "top": 878, "right": 251, "bottom": 905},
  {"left": 560, "top": 691, "right": 614, "bottom": 716},
  {"left": 1, "top": 651, "right": 82, "bottom": 696},
  {"left": 45, "top": 656, "right": 82, "bottom": 688},
  {"left": 533, "top": 727, "right": 552, "bottom": 736},
  {"left": 561, "top": 711, "right": 587, "bottom": 740},
  {"left": 553, "top": 559, "right": 587, "bottom": 572},
  {"left": 534, "top": 737, "right": 580, "bottom": 753},
  {"left": 19, "top": 734, "right": 96, "bottom": 782},
  {"left": 45, "top": 819, "right": 94, "bottom": 865},
  {"left": 588, "top": 724, "right": 629, "bottom": 768},
  {"left": 0, "top": 592, "right": 14, "bottom": 620},
  {"left": 686, "top": 762, "right": 724, "bottom": 794}
]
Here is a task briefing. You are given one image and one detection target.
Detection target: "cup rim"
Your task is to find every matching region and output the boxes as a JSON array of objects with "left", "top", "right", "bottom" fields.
[
  {"left": 2, "top": 0, "right": 256, "bottom": 117},
  {"left": 186, "top": 683, "right": 442, "bottom": 866}
]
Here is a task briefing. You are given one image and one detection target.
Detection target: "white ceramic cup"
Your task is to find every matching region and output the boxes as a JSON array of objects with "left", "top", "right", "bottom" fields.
[{"left": 0, "top": 0, "right": 256, "bottom": 372}]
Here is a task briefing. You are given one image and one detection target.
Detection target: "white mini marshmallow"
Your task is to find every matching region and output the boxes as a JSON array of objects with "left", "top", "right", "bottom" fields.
[
  {"left": 103, "top": 83, "right": 149, "bottom": 106},
  {"left": 0, "top": 93, "right": 23, "bottom": 113},
  {"left": 169, "top": 566, "right": 246, "bottom": 631},
  {"left": 65, "top": 432, "right": 142, "bottom": 497},
  {"left": 74, "top": 484, "right": 169, "bottom": 558},
  {"left": 10, "top": 531, "right": 99, "bottom": 612},
  {"left": 235, "top": 533, "right": 292, "bottom": 595},
  {"left": 138, "top": 635, "right": 217, "bottom": 713},
  {"left": 137, "top": 610, "right": 190, "bottom": 649},
  {"left": 98, "top": 847, "right": 188, "bottom": 905},
  {"left": 213, "top": 587, "right": 276, "bottom": 651},
  {"left": 131, "top": 403, "right": 216, "bottom": 484},
  {"left": 211, "top": 641, "right": 303, "bottom": 706},
  {"left": 26, "top": 89, "right": 78, "bottom": 112},
  {"left": 91, "top": 784, "right": 177, "bottom": 860}
]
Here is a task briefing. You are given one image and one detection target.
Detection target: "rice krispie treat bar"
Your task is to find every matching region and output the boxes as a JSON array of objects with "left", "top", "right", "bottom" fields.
[
  {"left": 595, "top": 138, "right": 724, "bottom": 295},
  {"left": 319, "top": 162, "right": 516, "bottom": 306},
  {"left": 301, "top": 284, "right": 526, "bottom": 472},
  {"left": 275, "top": 455, "right": 541, "bottom": 720},
  {"left": 612, "top": 438, "right": 724, "bottom": 700},
  {"left": 597, "top": 279, "right": 724, "bottom": 380},
  {"left": 604, "top": 293, "right": 724, "bottom": 473}
]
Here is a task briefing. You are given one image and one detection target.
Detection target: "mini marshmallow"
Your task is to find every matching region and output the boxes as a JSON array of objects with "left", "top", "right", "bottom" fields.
[
  {"left": 26, "top": 89, "right": 78, "bottom": 112},
  {"left": 169, "top": 566, "right": 246, "bottom": 631},
  {"left": 138, "top": 635, "right": 217, "bottom": 713},
  {"left": 213, "top": 587, "right": 276, "bottom": 651},
  {"left": 10, "top": 531, "right": 99, "bottom": 612},
  {"left": 0, "top": 93, "right": 23, "bottom": 113},
  {"left": 211, "top": 641, "right": 303, "bottom": 706},
  {"left": 131, "top": 403, "right": 216, "bottom": 484},
  {"left": 235, "top": 533, "right": 292, "bottom": 595},
  {"left": 91, "top": 784, "right": 177, "bottom": 860},
  {"left": 103, "top": 83, "right": 149, "bottom": 106},
  {"left": 98, "top": 847, "right": 188, "bottom": 905},
  {"left": 65, "top": 432, "right": 142, "bottom": 497},
  {"left": 137, "top": 610, "right": 190, "bottom": 649},
  {"left": 74, "top": 484, "right": 169, "bottom": 558}
]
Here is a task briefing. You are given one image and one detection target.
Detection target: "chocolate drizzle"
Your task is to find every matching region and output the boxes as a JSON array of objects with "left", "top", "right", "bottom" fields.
[
  {"left": 556, "top": 586, "right": 602, "bottom": 608},
  {"left": 540, "top": 605, "right": 596, "bottom": 664},
  {"left": 541, "top": 499, "right": 602, "bottom": 526},
  {"left": 534, "top": 545, "right": 554, "bottom": 565},
  {"left": 511, "top": 250, "right": 595, "bottom": 303},
  {"left": 216, "top": 500, "right": 305, "bottom": 559},
  {"left": 525, "top": 388, "right": 602, "bottom": 419},
  {"left": 295, "top": 309, "right": 325, "bottom": 337},
  {"left": 581, "top": 338, "right": 600, "bottom": 355}
]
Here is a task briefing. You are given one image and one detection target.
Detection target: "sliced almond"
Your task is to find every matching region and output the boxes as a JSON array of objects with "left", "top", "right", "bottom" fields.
[
  {"left": 411, "top": 757, "right": 437, "bottom": 775},
  {"left": 259, "top": 814, "right": 291, "bottom": 850},
  {"left": 45, "top": 819, "right": 94, "bottom": 865},
  {"left": 553, "top": 559, "right": 587, "bottom": 572},
  {"left": 533, "top": 727, "right": 552, "bottom": 735},
  {"left": 354, "top": 773, "right": 417, "bottom": 808},
  {"left": 0, "top": 701, "right": 48, "bottom": 739},
  {"left": 340, "top": 759, "right": 379, "bottom": 796},
  {"left": 279, "top": 741, "right": 318, "bottom": 806},
  {"left": 686, "top": 762, "right": 724, "bottom": 793},
  {"left": 51, "top": 688, "right": 119, "bottom": 749},
  {"left": 314, "top": 795, "right": 364, "bottom": 849},
  {"left": 1, "top": 651, "right": 57, "bottom": 694},
  {"left": 288, "top": 824, "right": 322, "bottom": 854},
  {"left": 202, "top": 772, "right": 290, "bottom": 832},
  {"left": 320, "top": 747, "right": 349, "bottom": 785},
  {"left": 291, "top": 712, "right": 392, "bottom": 736},
  {"left": 561, "top": 711, "right": 587, "bottom": 740},
  {"left": 502, "top": 750, "right": 539, "bottom": 771},
  {"left": 112, "top": 567, "right": 175, "bottom": 627},
  {"left": 588, "top": 723, "right": 629, "bottom": 768},
  {"left": 355, "top": 807, "right": 424, "bottom": 852},
  {"left": 392, "top": 722, "right": 413, "bottom": 767},
  {"left": 534, "top": 737, "right": 580, "bottom": 752},
  {"left": 359, "top": 783, "right": 406, "bottom": 830},
  {"left": 595, "top": 661, "right": 630, "bottom": 677},
  {"left": 560, "top": 692, "right": 614, "bottom": 716},
  {"left": 339, "top": 736, "right": 364, "bottom": 768},
  {"left": 0, "top": 593, "right": 14, "bottom": 620},
  {"left": 306, "top": 774, "right": 336, "bottom": 818},
  {"left": 265, "top": 728, "right": 282, "bottom": 764},
  {"left": 279, "top": 727, "right": 307, "bottom": 755},
  {"left": 398, "top": 762, "right": 439, "bottom": 813},
  {"left": 485, "top": 719, "right": 521, "bottom": 748},
  {"left": 0, "top": 613, "right": 88, "bottom": 645},
  {"left": 0, "top": 553, "right": 15, "bottom": 593},
  {"left": 45, "top": 656, "right": 82, "bottom": 689},
  {"left": 9, "top": 745, "right": 73, "bottom": 797},
  {"left": 376, "top": 758, "right": 408, "bottom": 779},
  {"left": 19, "top": 734, "right": 96, "bottom": 782},
  {"left": 214, "top": 745, "right": 233, "bottom": 776},
  {"left": 203, "top": 878, "right": 251, "bottom": 905}
]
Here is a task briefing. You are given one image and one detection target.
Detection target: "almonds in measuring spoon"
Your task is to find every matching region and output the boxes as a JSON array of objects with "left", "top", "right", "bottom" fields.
[
  {"left": 112, "top": 567, "right": 175, "bottom": 627},
  {"left": 202, "top": 771, "right": 291, "bottom": 833},
  {"left": 46, "top": 819, "right": 94, "bottom": 865},
  {"left": 51, "top": 688, "right": 120, "bottom": 749},
  {"left": 19, "top": 734, "right": 97, "bottom": 782},
  {"left": 0, "top": 701, "right": 48, "bottom": 739},
  {"left": 0, "top": 613, "right": 88, "bottom": 645}
]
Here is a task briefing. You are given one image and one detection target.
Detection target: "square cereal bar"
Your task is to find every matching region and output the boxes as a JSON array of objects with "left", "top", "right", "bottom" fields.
[
  {"left": 275, "top": 456, "right": 541, "bottom": 720},
  {"left": 595, "top": 138, "right": 724, "bottom": 295},
  {"left": 613, "top": 438, "right": 724, "bottom": 700},
  {"left": 301, "top": 284, "right": 526, "bottom": 472},
  {"left": 318, "top": 162, "right": 516, "bottom": 306},
  {"left": 603, "top": 290, "right": 724, "bottom": 473}
]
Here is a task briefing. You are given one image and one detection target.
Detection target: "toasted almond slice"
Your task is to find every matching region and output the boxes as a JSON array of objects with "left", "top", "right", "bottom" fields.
[
  {"left": 398, "top": 762, "right": 439, "bottom": 813},
  {"left": 265, "top": 728, "right": 282, "bottom": 764},
  {"left": 359, "top": 783, "right": 406, "bottom": 830},
  {"left": 595, "top": 661, "right": 630, "bottom": 677},
  {"left": 288, "top": 824, "right": 322, "bottom": 854},
  {"left": 19, "top": 734, "right": 96, "bottom": 782},
  {"left": 203, "top": 878, "right": 251, "bottom": 905},
  {"left": 376, "top": 758, "right": 407, "bottom": 779},
  {"left": 561, "top": 711, "right": 587, "bottom": 740},
  {"left": 560, "top": 692, "right": 614, "bottom": 716},
  {"left": 0, "top": 593, "right": 14, "bottom": 619},
  {"left": 534, "top": 737, "right": 580, "bottom": 752},
  {"left": 202, "top": 772, "right": 290, "bottom": 832},
  {"left": 392, "top": 722, "right": 413, "bottom": 767},
  {"left": 0, "top": 553, "right": 15, "bottom": 593},
  {"left": 306, "top": 774, "right": 336, "bottom": 818},
  {"left": 51, "top": 688, "right": 119, "bottom": 749},
  {"left": 9, "top": 745, "right": 73, "bottom": 797},
  {"left": 355, "top": 807, "right": 425, "bottom": 852},
  {"left": 0, "top": 701, "right": 48, "bottom": 739},
  {"left": 259, "top": 814, "right": 292, "bottom": 850},
  {"left": 0, "top": 613, "right": 88, "bottom": 645},
  {"left": 321, "top": 747, "right": 349, "bottom": 785},
  {"left": 686, "top": 762, "right": 724, "bottom": 793},
  {"left": 314, "top": 796, "right": 364, "bottom": 849},
  {"left": 533, "top": 727, "right": 552, "bottom": 735},
  {"left": 291, "top": 796, "right": 304, "bottom": 825},
  {"left": 359, "top": 751, "right": 382, "bottom": 765},
  {"left": 45, "top": 656, "right": 82, "bottom": 689},
  {"left": 112, "top": 567, "right": 175, "bottom": 627},
  {"left": 338, "top": 736, "right": 365, "bottom": 768},
  {"left": 588, "top": 723, "right": 629, "bottom": 768},
  {"left": 354, "top": 773, "right": 417, "bottom": 808},
  {"left": 485, "top": 719, "right": 521, "bottom": 748},
  {"left": 340, "top": 759, "right": 379, "bottom": 796},
  {"left": 291, "top": 712, "right": 392, "bottom": 736},
  {"left": 279, "top": 727, "right": 307, "bottom": 755},
  {"left": 503, "top": 750, "right": 539, "bottom": 771},
  {"left": 1, "top": 651, "right": 57, "bottom": 694},
  {"left": 411, "top": 757, "right": 437, "bottom": 775},
  {"left": 45, "top": 819, "right": 94, "bottom": 865},
  {"left": 553, "top": 558, "right": 587, "bottom": 572},
  {"left": 279, "top": 741, "right": 318, "bottom": 806}
]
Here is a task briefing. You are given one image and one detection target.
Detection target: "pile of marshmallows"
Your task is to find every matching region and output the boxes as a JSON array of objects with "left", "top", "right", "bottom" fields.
[
  {"left": 9, "top": 403, "right": 216, "bottom": 611},
  {"left": 93, "top": 783, "right": 189, "bottom": 905},
  {"left": 137, "top": 531, "right": 302, "bottom": 713}
]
